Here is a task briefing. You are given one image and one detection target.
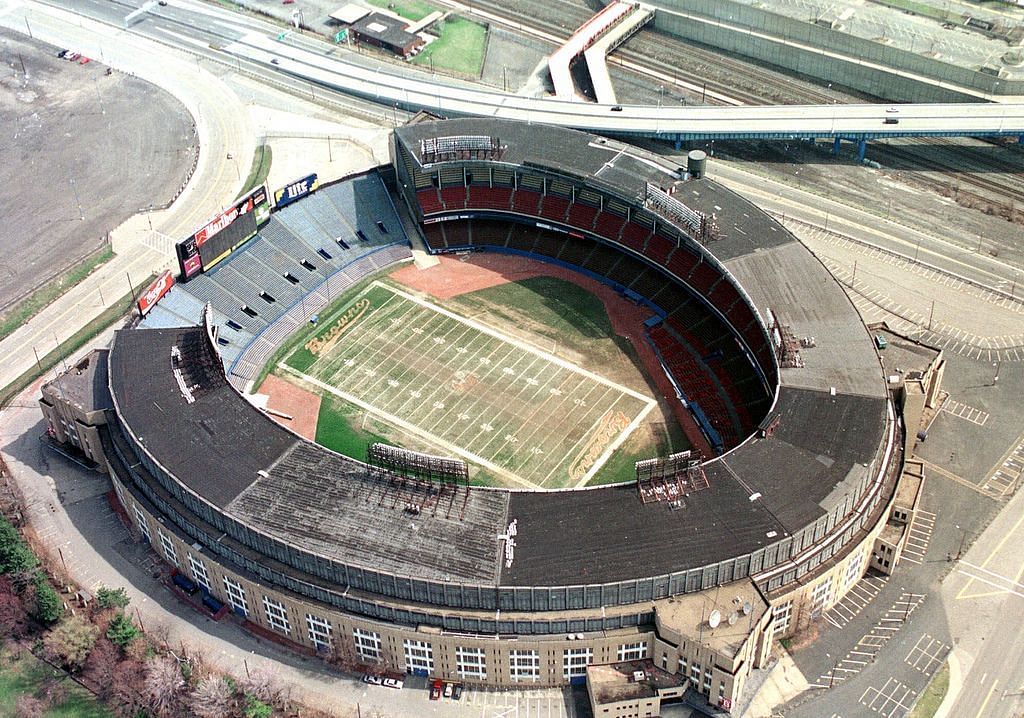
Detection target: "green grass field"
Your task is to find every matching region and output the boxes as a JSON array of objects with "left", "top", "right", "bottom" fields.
[
  {"left": 282, "top": 282, "right": 655, "bottom": 488},
  {"left": 366, "top": 0, "right": 436, "bottom": 21},
  {"left": 412, "top": 17, "right": 488, "bottom": 76},
  {"left": 0, "top": 648, "right": 109, "bottom": 717}
]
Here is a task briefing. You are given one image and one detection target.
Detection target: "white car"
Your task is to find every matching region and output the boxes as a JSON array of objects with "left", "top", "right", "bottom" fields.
[{"left": 382, "top": 677, "right": 404, "bottom": 689}]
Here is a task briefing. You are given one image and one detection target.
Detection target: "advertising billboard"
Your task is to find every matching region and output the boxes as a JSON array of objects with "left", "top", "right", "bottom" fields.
[
  {"left": 137, "top": 269, "right": 175, "bottom": 317},
  {"left": 175, "top": 184, "right": 271, "bottom": 280},
  {"left": 273, "top": 173, "right": 319, "bottom": 209}
]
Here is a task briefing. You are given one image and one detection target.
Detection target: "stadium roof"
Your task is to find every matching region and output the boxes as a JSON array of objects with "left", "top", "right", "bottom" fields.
[{"left": 108, "top": 119, "right": 890, "bottom": 595}]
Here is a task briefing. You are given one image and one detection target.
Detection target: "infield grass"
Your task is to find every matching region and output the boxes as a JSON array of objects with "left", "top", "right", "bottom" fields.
[{"left": 283, "top": 282, "right": 655, "bottom": 488}]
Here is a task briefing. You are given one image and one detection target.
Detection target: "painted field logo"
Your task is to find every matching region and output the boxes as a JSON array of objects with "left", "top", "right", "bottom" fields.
[
  {"left": 305, "top": 298, "right": 371, "bottom": 356},
  {"left": 568, "top": 410, "right": 631, "bottom": 482}
]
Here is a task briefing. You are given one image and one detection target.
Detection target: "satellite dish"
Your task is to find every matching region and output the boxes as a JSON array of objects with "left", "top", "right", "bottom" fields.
[
  {"left": 742, "top": 601, "right": 752, "bottom": 616},
  {"left": 708, "top": 609, "right": 721, "bottom": 629},
  {"left": 728, "top": 612, "right": 738, "bottom": 626}
]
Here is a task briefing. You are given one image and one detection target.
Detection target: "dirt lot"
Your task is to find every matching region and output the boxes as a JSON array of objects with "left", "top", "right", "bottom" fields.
[{"left": 0, "top": 29, "right": 195, "bottom": 310}]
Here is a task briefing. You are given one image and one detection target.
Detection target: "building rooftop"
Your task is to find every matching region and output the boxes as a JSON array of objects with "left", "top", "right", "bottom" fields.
[
  {"left": 351, "top": 12, "right": 421, "bottom": 50},
  {"left": 587, "top": 660, "right": 687, "bottom": 705},
  {"left": 43, "top": 349, "right": 111, "bottom": 414},
  {"left": 654, "top": 581, "right": 769, "bottom": 658}
]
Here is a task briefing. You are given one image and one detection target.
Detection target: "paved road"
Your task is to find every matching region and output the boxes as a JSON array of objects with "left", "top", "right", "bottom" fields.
[{"left": 0, "top": 0, "right": 254, "bottom": 391}]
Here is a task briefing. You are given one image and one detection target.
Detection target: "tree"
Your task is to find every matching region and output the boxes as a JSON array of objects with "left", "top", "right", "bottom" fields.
[
  {"left": 82, "top": 637, "right": 120, "bottom": 696},
  {"left": 188, "top": 676, "right": 237, "bottom": 718},
  {"left": 33, "top": 573, "right": 62, "bottom": 625},
  {"left": 145, "top": 656, "right": 185, "bottom": 717},
  {"left": 0, "top": 516, "right": 37, "bottom": 575},
  {"left": 239, "top": 666, "right": 283, "bottom": 707},
  {"left": 44, "top": 615, "right": 99, "bottom": 671},
  {"left": 106, "top": 611, "right": 141, "bottom": 649},
  {"left": 96, "top": 586, "right": 131, "bottom": 610},
  {"left": 0, "top": 575, "right": 29, "bottom": 638},
  {"left": 109, "top": 657, "right": 148, "bottom": 716}
]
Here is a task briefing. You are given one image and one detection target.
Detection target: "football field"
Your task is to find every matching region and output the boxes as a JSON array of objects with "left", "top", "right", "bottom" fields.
[{"left": 281, "top": 282, "right": 656, "bottom": 488}]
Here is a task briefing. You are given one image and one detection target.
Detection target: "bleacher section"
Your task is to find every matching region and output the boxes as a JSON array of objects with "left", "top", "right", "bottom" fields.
[{"left": 142, "top": 173, "right": 412, "bottom": 381}]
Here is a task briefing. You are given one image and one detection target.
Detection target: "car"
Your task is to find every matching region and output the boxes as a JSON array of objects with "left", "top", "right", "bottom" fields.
[
  {"left": 157, "top": 0, "right": 167, "bottom": 5},
  {"left": 610, "top": 105, "right": 623, "bottom": 111},
  {"left": 885, "top": 106, "right": 899, "bottom": 113},
  {"left": 443, "top": 682, "right": 453, "bottom": 698},
  {"left": 361, "top": 674, "right": 383, "bottom": 685},
  {"left": 65, "top": 52, "right": 80, "bottom": 61},
  {"left": 452, "top": 684, "right": 463, "bottom": 700},
  {"left": 270, "top": 58, "right": 280, "bottom": 65},
  {"left": 430, "top": 679, "right": 442, "bottom": 700},
  {"left": 56, "top": 49, "right": 68, "bottom": 58},
  {"left": 382, "top": 677, "right": 403, "bottom": 689}
]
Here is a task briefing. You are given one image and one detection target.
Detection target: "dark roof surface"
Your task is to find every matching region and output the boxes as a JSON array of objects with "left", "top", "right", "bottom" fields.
[
  {"left": 105, "top": 120, "right": 891, "bottom": 593},
  {"left": 351, "top": 13, "right": 421, "bottom": 48},
  {"left": 109, "top": 327, "right": 297, "bottom": 508}
]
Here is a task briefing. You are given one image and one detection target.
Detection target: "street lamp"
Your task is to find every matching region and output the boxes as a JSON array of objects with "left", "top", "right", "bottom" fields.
[{"left": 992, "top": 362, "right": 1000, "bottom": 386}]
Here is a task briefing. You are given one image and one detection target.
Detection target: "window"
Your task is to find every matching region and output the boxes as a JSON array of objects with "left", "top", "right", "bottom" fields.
[
  {"left": 300, "top": 259, "right": 317, "bottom": 271},
  {"left": 188, "top": 554, "right": 210, "bottom": 592},
  {"left": 259, "top": 291, "right": 276, "bottom": 304},
  {"left": 354, "top": 628, "right": 382, "bottom": 661},
  {"left": 773, "top": 601, "right": 792, "bottom": 635},
  {"left": 222, "top": 576, "right": 248, "bottom": 616},
  {"left": 306, "top": 614, "right": 332, "bottom": 649},
  {"left": 617, "top": 642, "right": 647, "bottom": 661},
  {"left": 703, "top": 667, "right": 712, "bottom": 692},
  {"left": 844, "top": 551, "right": 864, "bottom": 589},
  {"left": 509, "top": 649, "right": 540, "bottom": 682},
  {"left": 455, "top": 646, "right": 487, "bottom": 680},
  {"left": 240, "top": 305, "right": 258, "bottom": 318},
  {"left": 157, "top": 529, "right": 179, "bottom": 568},
  {"left": 262, "top": 596, "right": 290, "bottom": 635},
  {"left": 376, "top": 221, "right": 389, "bottom": 234},
  {"left": 283, "top": 273, "right": 299, "bottom": 285},
  {"left": 719, "top": 681, "right": 726, "bottom": 700},
  {"left": 811, "top": 577, "right": 834, "bottom": 616},
  {"left": 678, "top": 656, "right": 688, "bottom": 676},
  {"left": 133, "top": 504, "right": 151, "bottom": 542},
  {"left": 225, "top": 319, "right": 244, "bottom": 331},
  {"left": 689, "top": 662, "right": 701, "bottom": 687},
  {"left": 563, "top": 648, "right": 593, "bottom": 679},
  {"left": 403, "top": 639, "right": 433, "bottom": 674}
]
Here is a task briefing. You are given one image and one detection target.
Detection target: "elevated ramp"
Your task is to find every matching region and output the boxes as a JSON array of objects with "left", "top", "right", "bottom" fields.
[
  {"left": 548, "top": 1, "right": 635, "bottom": 101},
  {"left": 584, "top": 4, "right": 653, "bottom": 105}
]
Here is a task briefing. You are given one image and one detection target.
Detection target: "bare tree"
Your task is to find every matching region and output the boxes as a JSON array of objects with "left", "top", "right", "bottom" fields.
[
  {"left": 187, "top": 676, "right": 237, "bottom": 718},
  {"left": 239, "top": 666, "right": 284, "bottom": 706},
  {"left": 146, "top": 656, "right": 185, "bottom": 717},
  {"left": 109, "top": 657, "right": 148, "bottom": 716}
]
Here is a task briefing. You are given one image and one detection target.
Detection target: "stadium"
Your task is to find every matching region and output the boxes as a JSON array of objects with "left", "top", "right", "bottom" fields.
[{"left": 41, "top": 117, "right": 904, "bottom": 713}]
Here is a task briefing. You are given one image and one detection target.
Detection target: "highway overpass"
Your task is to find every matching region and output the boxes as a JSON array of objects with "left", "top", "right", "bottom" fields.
[{"left": 229, "top": 33, "right": 1024, "bottom": 157}]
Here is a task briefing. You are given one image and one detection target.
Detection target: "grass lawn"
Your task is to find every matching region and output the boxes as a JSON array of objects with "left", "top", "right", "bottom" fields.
[
  {"left": 0, "top": 647, "right": 110, "bottom": 717},
  {"left": 448, "top": 276, "right": 615, "bottom": 351},
  {"left": 237, "top": 143, "right": 272, "bottom": 200},
  {"left": 315, "top": 394, "right": 396, "bottom": 460},
  {"left": 412, "top": 16, "right": 488, "bottom": 76},
  {"left": 366, "top": 0, "right": 436, "bottom": 21},
  {"left": 909, "top": 662, "right": 949, "bottom": 718},
  {"left": 0, "top": 244, "right": 114, "bottom": 343}
]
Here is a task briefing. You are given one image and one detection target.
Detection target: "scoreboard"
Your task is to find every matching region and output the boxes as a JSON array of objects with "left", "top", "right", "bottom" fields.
[{"left": 176, "top": 185, "right": 270, "bottom": 280}]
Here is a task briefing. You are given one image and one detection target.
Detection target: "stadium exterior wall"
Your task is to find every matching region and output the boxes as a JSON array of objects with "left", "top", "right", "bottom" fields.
[{"left": 108, "top": 441, "right": 884, "bottom": 698}]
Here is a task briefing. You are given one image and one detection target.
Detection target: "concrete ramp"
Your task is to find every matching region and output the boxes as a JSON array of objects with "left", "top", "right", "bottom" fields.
[
  {"left": 124, "top": 0, "right": 160, "bottom": 27},
  {"left": 548, "top": 1, "right": 635, "bottom": 101},
  {"left": 583, "top": 4, "right": 653, "bottom": 105}
]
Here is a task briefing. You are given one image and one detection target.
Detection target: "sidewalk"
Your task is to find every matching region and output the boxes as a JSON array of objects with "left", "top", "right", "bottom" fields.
[{"left": 0, "top": 0, "right": 254, "bottom": 390}]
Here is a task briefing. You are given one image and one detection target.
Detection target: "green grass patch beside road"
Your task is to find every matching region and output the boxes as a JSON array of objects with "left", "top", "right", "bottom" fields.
[
  {"left": 237, "top": 143, "right": 272, "bottom": 199},
  {"left": 412, "top": 16, "right": 487, "bottom": 76},
  {"left": 909, "top": 662, "right": 950, "bottom": 718},
  {"left": 0, "top": 245, "right": 114, "bottom": 343},
  {"left": 366, "top": 0, "right": 436, "bottom": 21}
]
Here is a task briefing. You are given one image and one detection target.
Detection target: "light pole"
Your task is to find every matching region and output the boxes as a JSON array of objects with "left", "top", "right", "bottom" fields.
[{"left": 992, "top": 362, "right": 1000, "bottom": 386}]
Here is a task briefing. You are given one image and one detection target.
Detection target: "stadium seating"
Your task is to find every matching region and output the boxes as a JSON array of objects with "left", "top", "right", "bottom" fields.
[
  {"left": 417, "top": 188, "right": 443, "bottom": 215},
  {"left": 645, "top": 234, "right": 675, "bottom": 266},
  {"left": 566, "top": 202, "right": 599, "bottom": 230},
  {"left": 538, "top": 194, "right": 570, "bottom": 222},
  {"left": 592, "top": 211, "right": 626, "bottom": 240}
]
